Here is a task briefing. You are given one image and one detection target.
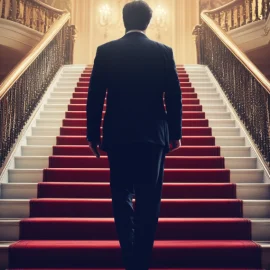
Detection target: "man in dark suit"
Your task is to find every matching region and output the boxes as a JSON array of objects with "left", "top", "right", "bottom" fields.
[{"left": 87, "top": 1, "right": 182, "bottom": 270}]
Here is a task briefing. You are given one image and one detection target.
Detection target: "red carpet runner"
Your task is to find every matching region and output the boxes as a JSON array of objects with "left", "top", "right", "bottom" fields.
[{"left": 8, "top": 66, "right": 263, "bottom": 269}]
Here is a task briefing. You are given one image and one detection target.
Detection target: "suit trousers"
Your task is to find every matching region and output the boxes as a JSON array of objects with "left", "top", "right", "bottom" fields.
[{"left": 107, "top": 142, "right": 166, "bottom": 270}]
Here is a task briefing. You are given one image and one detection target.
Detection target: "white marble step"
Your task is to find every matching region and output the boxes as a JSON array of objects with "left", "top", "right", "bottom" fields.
[
  {"left": 53, "top": 86, "right": 217, "bottom": 93},
  {"left": 0, "top": 217, "right": 270, "bottom": 242},
  {"left": 61, "top": 70, "right": 208, "bottom": 75},
  {"left": 7, "top": 168, "right": 264, "bottom": 184},
  {"left": 208, "top": 119, "right": 235, "bottom": 127},
  {"left": 31, "top": 126, "right": 239, "bottom": 137},
  {"left": 57, "top": 77, "right": 212, "bottom": 83},
  {"left": 49, "top": 91, "right": 221, "bottom": 99},
  {"left": 25, "top": 135, "right": 245, "bottom": 147},
  {"left": 20, "top": 145, "right": 250, "bottom": 157},
  {"left": 2, "top": 182, "right": 270, "bottom": 200},
  {"left": 47, "top": 97, "right": 224, "bottom": 106},
  {"left": 42, "top": 104, "right": 227, "bottom": 113},
  {"left": 39, "top": 110, "right": 232, "bottom": 120},
  {"left": 60, "top": 74, "right": 211, "bottom": 80},
  {"left": 55, "top": 81, "right": 214, "bottom": 88},
  {"left": 197, "top": 93, "right": 220, "bottom": 99},
  {"left": 0, "top": 199, "right": 270, "bottom": 218},
  {"left": 13, "top": 156, "right": 256, "bottom": 170},
  {"left": 205, "top": 112, "right": 231, "bottom": 119},
  {"left": 35, "top": 118, "right": 235, "bottom": 129}
]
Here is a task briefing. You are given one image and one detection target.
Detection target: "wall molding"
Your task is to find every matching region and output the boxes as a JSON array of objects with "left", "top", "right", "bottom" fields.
[
  {"left": 229, "top": 16, "right": 270, "bottom": 52},
  {"left": 0, "top": 18, "right": 43, "bottom": 53}
]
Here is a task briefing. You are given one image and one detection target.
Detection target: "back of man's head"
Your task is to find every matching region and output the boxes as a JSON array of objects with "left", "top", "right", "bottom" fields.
[{"left": 123, "top": 1, "right": 153, "bottom": 32}]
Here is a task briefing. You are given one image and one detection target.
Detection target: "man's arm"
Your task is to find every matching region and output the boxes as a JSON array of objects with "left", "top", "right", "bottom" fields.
[
  {"left": 86, "top": 46, "right": 107, "bottom": 145},
  {"left": 164, "top": 47, "right": 182, "bottom": 143}
]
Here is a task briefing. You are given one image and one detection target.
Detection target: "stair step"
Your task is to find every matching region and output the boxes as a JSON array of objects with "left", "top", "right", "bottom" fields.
[
  {"left": 20, "top": 145, "right": 251, "bottom": 157},
  {"left": 2, "top": 182, "right": 270, "bottom": 200},
  {"left": 205, "top": 112, "right": 231, "bottom": 119},
  {"left": 43, "top": 104, "right": 224, "bottom": 112},
  {"left": 0, "top": 217, "right": 251, "bottom": 240},
  {"left": 46, "top": 97, "right": 224, "bottom": 106},
  {"left": 31, "top": 126, "right": 239, "bottom": 137},
  {"left": 1, "top": 199, "right": 270, "bottom": 219},
  {"left": 35, "top": 118, "right": 236, "bottom": 128},
  {"left": 25, "top": 135, "right": 245, "bottom": 146},
  {"left": 1, "top": 218, "right": 270, "bottom": 242},
  {"left": 208, "top": 119, "right": 235, "bottom": 127},
  {"left": 0, "top": 218, "right": 270, "bottom": 241},
  {"left": 7, "top": 168, "right": 264, "bottom": 184},
  {"left": 7, "top": 240, "right": 262, "bottom": 268},
  {"left": 14, "top": 156, "right": 256, "bottom": 169}
]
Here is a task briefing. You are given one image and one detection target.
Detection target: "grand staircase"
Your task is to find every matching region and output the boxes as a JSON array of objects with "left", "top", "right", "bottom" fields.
[{"left": 0, "top": 64, "right": 270, "bottom": 269}]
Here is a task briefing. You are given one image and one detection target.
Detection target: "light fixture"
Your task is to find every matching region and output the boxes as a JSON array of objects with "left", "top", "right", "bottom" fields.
[
  {"left": 99, "top": 3, "right": 112, "bottom": 38},
  {"left": 150, "top": 4, "right": 168, "bottom": 39}
]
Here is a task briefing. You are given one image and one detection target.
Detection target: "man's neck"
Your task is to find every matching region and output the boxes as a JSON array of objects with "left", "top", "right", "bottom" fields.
[{"left": 126, "top": 29, "right": 146, "bottom": 35}]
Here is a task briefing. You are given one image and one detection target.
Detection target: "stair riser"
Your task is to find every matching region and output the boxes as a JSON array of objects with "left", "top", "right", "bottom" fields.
[
  {"left": 1, "top": 220, "right": 270, "bottom": 242},
  {"left": 25, "top": 135, "right": 245, "bottom": 147},
  {"left": 8, "top": 169, "right": 264, "bottom": 184},
  {"left": 53, "top": 86, "right": 217, "bottom": 93},
  {"left": 31, "top": 127, "right": 239, "bottom": 137},
  {"left": 1, "top": 200, "right": 270, "bottom": 218},
  {"left": 55, "top": 82, "right": 215, "bottom": 88},
  {"left": 46, "top": 98, "right": 224, "bottom": 106},
  {"left": 2, "top": 183, "right": 270, "bottom": 200},
  {"left": 20, "top": 145, "right": 250, "bottom": 157},
  {"left": 14, "top": 156, "right": 256, "bottom": 169},
  {"left": 39, "top": 111, "right": 231, "bottom": 120},
  {"left": 35, "top": 118, "right": 235, "bottom": 128}
]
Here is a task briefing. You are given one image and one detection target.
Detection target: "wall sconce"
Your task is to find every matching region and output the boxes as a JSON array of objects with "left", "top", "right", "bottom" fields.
[
  {"left": 150, "top": 4, "right": 168, "bottom": 40},
  {"left": 99, "top": 3, "right": 112, "bottom": 38}
]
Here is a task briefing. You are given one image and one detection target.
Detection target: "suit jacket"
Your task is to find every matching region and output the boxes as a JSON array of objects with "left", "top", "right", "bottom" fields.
[{"left": 86, "top": 31, "right": 182, "bottom": 153}]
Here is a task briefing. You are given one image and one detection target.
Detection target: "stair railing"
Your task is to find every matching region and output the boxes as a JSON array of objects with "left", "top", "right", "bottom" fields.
[
  {"left": 205, "top": 0, "right": 270, "bottom": 32},
  {"left": 0, "top": 0, "right": 73, "bottom": 167},
  {"left": 193, "top": 0, "right": 270, "bottom": 167},
  {"left": 0, "top": 0, "right": 65, "bottom": 33}
]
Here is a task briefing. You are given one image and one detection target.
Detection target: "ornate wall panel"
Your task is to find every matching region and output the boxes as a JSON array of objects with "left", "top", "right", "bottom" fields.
[{"left": 70, "top": 0, "right": 200, "bottom": 64}]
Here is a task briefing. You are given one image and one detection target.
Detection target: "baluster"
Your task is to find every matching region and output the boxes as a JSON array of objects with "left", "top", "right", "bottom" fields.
[
  {"left": 225, "top": 10, "right": 229, "bottom": 31},
  {"left": 16, "top": 0, "right": 20, "bottom": 22},
  {"left": 1, "top": 0, "right": 5, "bottom": 18},
  {"left": 0, "top": 0, "right": 2, "bottom": 18},
  {"left": 247, "top": 0, "right": 253, "bottom": 23},
  {"left": 267, "top": 0, "right": 270, "bottom": 17},
  {"left": 44, "top": 9, "right": 47, "bottom": 32},
  {"left": 230, "top": 7, "right": 234, "bottom": 29},
  {"left": 241, "top": 1, "right": 247, "bottom": 25},
  {"left": 30, "top": 3, "right": 33, "bottom": 28},
  {"left": 255, "top": 0, "right": 259, "bottom": 20},
  {"left": 218, "top": 12, "right": 221, "bottom": 26},
  {"left": 23, "top": 0, "right": 26, "bottom": 25},
  {"left": 8, "top": 0, "right": 13, "bottom": 19},
  {"left": 37, "top": 6, "right": 40, "bottom": 31},
  {"left": 237, "top": 5, "right": 241, "bottom": 27},
  {"left": 261, "top": 0, "right": 265, "bottom": 19}
]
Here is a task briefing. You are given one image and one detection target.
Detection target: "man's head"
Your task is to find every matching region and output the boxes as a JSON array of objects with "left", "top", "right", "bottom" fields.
[{"left": 123, "top": 1, "right": 153, "bottom": 32}]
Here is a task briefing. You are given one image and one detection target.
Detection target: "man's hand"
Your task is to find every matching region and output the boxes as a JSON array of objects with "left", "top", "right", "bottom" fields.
[
  {"left": 169, "top": 139, "right": 181, "bottom": 152},
  {"left": 88, "top": 141, "right": 100, "bottom": 158}
]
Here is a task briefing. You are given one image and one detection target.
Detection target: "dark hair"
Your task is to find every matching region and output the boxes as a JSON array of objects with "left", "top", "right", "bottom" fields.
[{"left": 123, "top": 1, "right": 153, "bottom": 31}]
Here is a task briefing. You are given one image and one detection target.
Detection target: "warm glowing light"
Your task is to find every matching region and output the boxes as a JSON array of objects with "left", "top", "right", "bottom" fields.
[{"left": 99, "top": 4, "right": 112, "bottom": 26}]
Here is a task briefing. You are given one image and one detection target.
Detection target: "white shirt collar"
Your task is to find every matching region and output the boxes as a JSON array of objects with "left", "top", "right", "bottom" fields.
[{"left": 126, "top": 30, "right": 146, "bottom": 35}]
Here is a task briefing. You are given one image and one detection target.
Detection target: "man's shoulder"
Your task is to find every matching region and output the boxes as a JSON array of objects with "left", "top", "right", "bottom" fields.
[
  {"left": 97, "top": 39, "right": 122, "bottom": 51},
  {"left": 98, "top": 37, "right": 172, "bottom": 52}
]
